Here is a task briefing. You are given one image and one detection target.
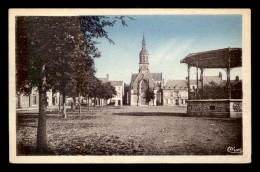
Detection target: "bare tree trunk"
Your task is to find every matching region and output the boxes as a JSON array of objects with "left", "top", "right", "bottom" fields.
[
  {"left": 58, "top": 94, "right": 61, "bottom": 112},
  {"left": 87, "top": 96, "right": 90, "bottom": 111},
  {"left": 94, "top": 96, "right": 96, "bottom": 110},
  {"left": 78, "top": 93, "right": 81, "bottom": 115},
  {"left": 71, "top": 97, "right": 75, "bottom": 110},
  {"left": 36, "top": 86, "right": 48, "bottom": 153},
  {"left": 36, "top": 64, "right": 48, "bottom": 153},
  {"left": 62, "top": 92, "right": 66, "bottom": 119}
]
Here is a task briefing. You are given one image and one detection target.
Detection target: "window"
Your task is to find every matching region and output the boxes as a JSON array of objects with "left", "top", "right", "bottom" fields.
[
  {"left": 170, "top": 92, "right": 173, "bottom": 97},
  {"left": 32, "top": 95, "right": 37, "bottom": 105}
]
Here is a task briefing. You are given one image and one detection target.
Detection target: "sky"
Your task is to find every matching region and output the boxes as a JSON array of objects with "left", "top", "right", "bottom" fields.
[{"left": 92, "top": 15, "right": 242, "bottom": 84}]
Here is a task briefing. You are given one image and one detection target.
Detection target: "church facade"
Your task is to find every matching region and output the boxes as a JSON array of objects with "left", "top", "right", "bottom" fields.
[{"left": 129, "top": 35, "right": 163, "bottom": 106}]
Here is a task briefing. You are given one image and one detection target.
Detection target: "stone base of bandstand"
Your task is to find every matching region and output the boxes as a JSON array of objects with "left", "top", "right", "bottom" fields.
[{"left": 187, "top": 99, "right": 242, "bottom": 118}]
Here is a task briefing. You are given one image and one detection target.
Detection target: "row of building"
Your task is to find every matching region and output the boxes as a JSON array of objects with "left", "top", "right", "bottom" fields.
[
  {"left": 16, "top": 74, "right": 123, "bottom": 109},
  {"left": 16, "top": 35, "right": 241, "bottom": 109},
  {"left": 123, "top": 34, "right": 241, "bottom": 106}
]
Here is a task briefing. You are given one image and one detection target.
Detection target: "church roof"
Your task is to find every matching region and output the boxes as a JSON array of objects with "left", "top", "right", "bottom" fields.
[
  {"left": 130, "top": 72, "right": 162, "bottom": 84},
  {"left": 151, "top": 73, "right": 162, "bottom": 81},
  {"left": 130, "top": 73, "right": 138, "bottom": 84}
]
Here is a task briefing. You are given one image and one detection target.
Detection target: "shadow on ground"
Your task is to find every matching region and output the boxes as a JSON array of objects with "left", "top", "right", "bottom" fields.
[
  {"left": 17, "top": 145, "right": 55, "bottom": 156},
  {"left": 112, "top": 112, "right": 188, "bottom": 117},
  {"left": 17, "top": 114, "right": 98, "bottom": 128},
  {"left": 112, "top": 112, "right": 242, "bottom": 121}
]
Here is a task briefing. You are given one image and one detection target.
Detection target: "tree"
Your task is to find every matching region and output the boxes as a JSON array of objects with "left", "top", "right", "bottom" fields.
[
  {"left": 16, "top": 16, "right": 89, "bottom": 152},
  {"left": 144, "top": 88, "right": 155, "bottom": 106},
  {"left": 101, "top": 82, "right": 117, "bottom": 105},
  {"left": 198, "top": 81, "right": 228, "bottom": 99},
  {"left": 88, "top": 77, "right": 102, "bottom": 109},
  {"left": 16, "top": 16, "right": 132, "bottom": 153}
]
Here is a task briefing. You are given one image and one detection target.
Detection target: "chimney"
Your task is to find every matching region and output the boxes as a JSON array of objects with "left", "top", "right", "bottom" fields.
[
  {"left": 107, "top": 74, "right": 109, "bottom": 81},
  {"left": 235, "top": 76, "right": 239, "bottom": 81}
]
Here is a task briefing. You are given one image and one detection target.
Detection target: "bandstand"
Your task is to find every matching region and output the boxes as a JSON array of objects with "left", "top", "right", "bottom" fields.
[{"left": 180, "top": 48, "right": 242, "bottom": 118}]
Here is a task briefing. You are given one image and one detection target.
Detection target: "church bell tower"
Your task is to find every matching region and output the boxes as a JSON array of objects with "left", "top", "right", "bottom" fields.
[{"left": 139, "top": 34, "right": 149, "bottom": 72}]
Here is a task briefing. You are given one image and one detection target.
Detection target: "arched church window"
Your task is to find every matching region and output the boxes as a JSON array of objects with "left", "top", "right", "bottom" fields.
[{"left": 141, "top": 80, "right": 148, "bottom": 93}]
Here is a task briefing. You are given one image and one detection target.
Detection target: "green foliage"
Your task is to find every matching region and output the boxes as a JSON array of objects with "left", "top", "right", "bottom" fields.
[
  {"left": 87, "top": 79, "right": 117, "bottom": 101},
  {"left": 15, "top": 16, "right": 132, "bottom": 151},
  {"left": 102, "top": 82, "right": 117, "bottom": 100},
  {"left": 16, "top": 16, "right": 132, "bottom": 97},
  {"left": 144, "top": 88, "right": 155, "bottom": 103},
  {"left": 198, "top": 81, "right": 228, "bottom": 99}
]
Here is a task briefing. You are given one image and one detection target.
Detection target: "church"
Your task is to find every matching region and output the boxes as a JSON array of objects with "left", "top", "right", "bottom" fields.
[{"left": 129, "top": 35, "right": 163, "bottom": 106}]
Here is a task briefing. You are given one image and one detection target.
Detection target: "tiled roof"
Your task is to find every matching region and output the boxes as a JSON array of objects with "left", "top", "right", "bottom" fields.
[
  {"left": 109, "top": 80, "right": 123, "bottom": 87},
  {"left": 98, "top": 78, "right": 108, "bottom": 83},
  {"left": 164, "top": 80, "right": 188, "bottom": 89},
  {"left": 222, "top": 80, "right": 241, "bottom": 86},
  {"left": 131, "top": 73, "right": 138, "bottom": 84},
  {"left": 151, "top": 73, "right": 162, "bottom": 81},
  {"left": 130, "top": 72, "right": 162, "bottom": 84},
  {"left": 98, "top": 77, "right": 123, "bottom": 86},
  {"left": 163, "top": 76, "right": 241, "bottom": 89},
  {"left": 203, "top": 76, "right": 222, "bottom": 85},
  {"left": 140, "top": 48, "right": 148, "bottom": 55},
  {"left": 190, "top": 80, "right": 197, "bottom": 85}
]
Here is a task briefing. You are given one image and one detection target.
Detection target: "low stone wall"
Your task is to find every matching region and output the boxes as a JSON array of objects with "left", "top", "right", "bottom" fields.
[{"left": 187, "top": 99, "right": 242, "bottom": 118}]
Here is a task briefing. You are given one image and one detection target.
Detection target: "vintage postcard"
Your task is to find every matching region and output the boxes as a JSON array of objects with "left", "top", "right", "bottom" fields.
[{"left": 9, "top": 8, "right": 251, "bottom": 163}]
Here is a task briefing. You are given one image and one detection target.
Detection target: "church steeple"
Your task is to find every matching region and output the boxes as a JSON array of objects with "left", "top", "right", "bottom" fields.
[
  {"left": 142, "top": 34, "right": 146, "bottom": 51},
  {"left": 140, "top": 33, "right": 148, "bottom": 55},
  {"left": 139, "top": 33, "right": 149, "bottom": 71}
]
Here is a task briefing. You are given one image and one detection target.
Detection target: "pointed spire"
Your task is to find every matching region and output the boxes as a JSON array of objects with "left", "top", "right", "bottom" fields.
[
  {"left": 142, "top": 33, "right": 146, "bottom": 48},
  {"left": 140, "top": 33, "right": 148, "bottom": 55}
]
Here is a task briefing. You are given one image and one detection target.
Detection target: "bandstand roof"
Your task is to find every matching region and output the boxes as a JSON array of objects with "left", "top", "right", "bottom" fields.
[{"left": 180, "top": 48, "right": 242, "bottom": 68}]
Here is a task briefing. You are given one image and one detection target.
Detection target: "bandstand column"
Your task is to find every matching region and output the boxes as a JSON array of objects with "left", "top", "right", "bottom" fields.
[
  {"left": 227, "top": 54, "right": 231, "bottom": 99},
  {"left": 196, "top": 60, "right": 199, "bottom": 99},
  {"left": 200, "top": 68, "right": 204, "bottom": 99},
  {"left": 187, "top": 65, "right": 190, "bottom": 100}
]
